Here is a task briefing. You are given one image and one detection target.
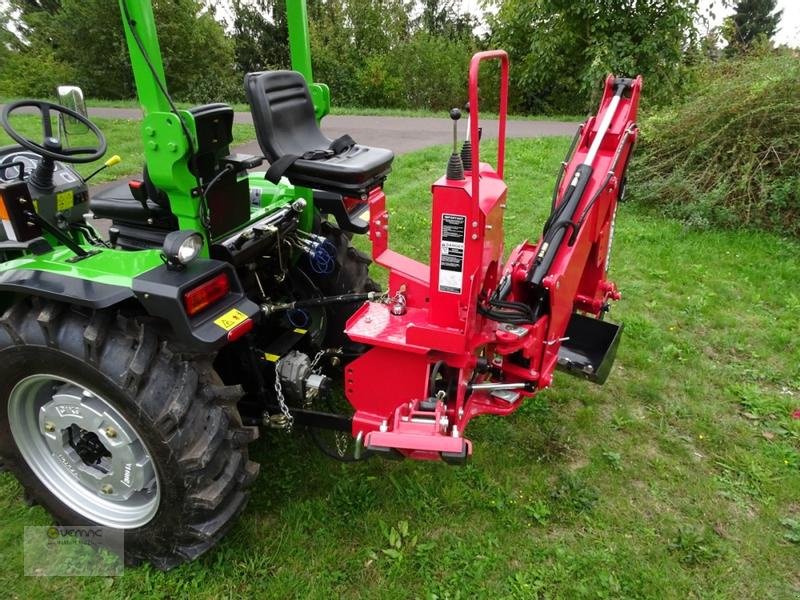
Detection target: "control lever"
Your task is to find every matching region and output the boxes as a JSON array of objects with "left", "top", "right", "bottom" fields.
[
  {"left": 460, "top": 102, "right": 473, "bottom": 171},
  {"left": 446, "top": 108, "right": 465, "bottom": 181}
]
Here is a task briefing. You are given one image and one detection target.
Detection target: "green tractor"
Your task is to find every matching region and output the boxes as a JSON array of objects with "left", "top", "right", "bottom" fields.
[
  {"left": 0, "top": 0, "right": 643, "bottom": 571},
  {"left": 0, "top": 0, "right": 386, "bottom": 568}
]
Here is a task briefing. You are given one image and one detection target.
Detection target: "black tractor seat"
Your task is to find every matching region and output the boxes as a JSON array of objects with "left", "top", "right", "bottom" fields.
[
  {"left": 91, "top": 177, "right": 178, "bottom": 250},
  {"left": 91, "top": 176, "right": 174, "bottom": 226},
  {"left": 89, "top": 167, "right": 177, "bottom": 227},
  {"left": 245, "top": 70, "right": 394, "bottom": 197}
]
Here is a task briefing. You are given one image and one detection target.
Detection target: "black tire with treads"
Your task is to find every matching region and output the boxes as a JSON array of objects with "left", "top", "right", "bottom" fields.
[{"left": 0, "top": 298, "right": 260, "bottom": 570}]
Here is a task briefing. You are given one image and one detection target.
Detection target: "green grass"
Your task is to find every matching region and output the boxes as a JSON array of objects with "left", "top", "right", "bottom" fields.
[
  {"left": 0, "top": 96, "right": 583, "bottom": 122},
  {"left": 1, "top": 137, "right": 799, "bottom": 598},
  {"left": 0, "top": 115, "right": 257, "bottom": 184}
]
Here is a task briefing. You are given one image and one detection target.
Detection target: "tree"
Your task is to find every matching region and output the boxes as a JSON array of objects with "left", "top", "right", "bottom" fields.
[
  {"left": 230, "top": 0, "right": 289, "bottom": 75},
  {"left": 307, "top": 0, "right": 414, "bottom": 106},
  {"left": 0, "top": 12, "right": 14, "bottom": 65},
  {"left": 487, "top": 0, "right": 701, "bottom": 114},
  {"left": 418, "top": 0, "right": 476, "bottom": 40},
  {"left": 723, "top": 0, "right": 782, "bottom": 54},
  {"left": 3, "top": 0, "right": 239, "bottom": 103}
]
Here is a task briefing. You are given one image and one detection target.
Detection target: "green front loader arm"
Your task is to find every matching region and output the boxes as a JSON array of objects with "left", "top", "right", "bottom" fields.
[
  {"left": 119, "top": 0, "right": 328, "bottom": 251},
  {"left": 119, "top": 0, "right": 206, "bottom": 251},
  {"left": 287, "top": 0, "right": 330, "bottom": 120}
]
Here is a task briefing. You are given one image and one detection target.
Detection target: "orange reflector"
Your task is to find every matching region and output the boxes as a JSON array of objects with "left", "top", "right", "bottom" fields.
[
  {"left": 0, "top": 193, "right": 15, "bottom": 241},
  {"left": 183, "top": 273, "right": 230, "bottom": 316},
  {"left": 227, "top": 318, "right": 254, "bottom": 342}
]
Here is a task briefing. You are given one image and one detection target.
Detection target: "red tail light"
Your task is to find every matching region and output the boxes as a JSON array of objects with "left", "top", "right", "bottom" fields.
[
  {"left": 227, "top": 318, "right": 254, "bottom": 342},
  {"left": 183, "top": 273, "right": 230, "bottom": 316}
]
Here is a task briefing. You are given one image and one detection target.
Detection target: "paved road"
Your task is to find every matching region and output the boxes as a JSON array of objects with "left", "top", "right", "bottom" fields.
[
  {"left": 1, "top": 104, "right": 577, "bottom": 197},
  {"left": 76, "top": 106, "right": 577, "bottom": 156}
]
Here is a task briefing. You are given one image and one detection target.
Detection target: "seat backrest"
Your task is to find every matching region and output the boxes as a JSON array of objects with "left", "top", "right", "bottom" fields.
[
  {"left": 244, "top": 71, "right": 330, "bottom": 161},
  {"left": 189, "top": 103, "right": 235, "bottom": 177}
]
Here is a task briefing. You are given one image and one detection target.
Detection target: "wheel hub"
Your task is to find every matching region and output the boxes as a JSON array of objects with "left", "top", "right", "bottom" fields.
[
  {"left": 68, "top": 425, "right": 111, "bottom": 468},
  {"left": 8, "top": 375, "right": 160, "bottom": 528}
]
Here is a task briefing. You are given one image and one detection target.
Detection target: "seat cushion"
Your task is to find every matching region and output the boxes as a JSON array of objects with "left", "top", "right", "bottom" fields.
[
  {"left": 91, "top": 180, "right": 176, "bottom": 228},
  {"left": 245, "top": 70, "right": 394, "bottom": 196},
  {"left": 287, "top": 145, "right": 395, "bottom": 193}
]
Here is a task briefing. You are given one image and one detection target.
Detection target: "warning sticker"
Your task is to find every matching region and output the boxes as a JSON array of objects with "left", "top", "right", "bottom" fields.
[
  {"left": 55, "top": 190, "right": 74, "bottom": 213},
  {"left": 214, "top": 308, "right": 248, "bottom": 331},
  {"left": 438, "top": 213, "right": 466, "bottom": 294}
]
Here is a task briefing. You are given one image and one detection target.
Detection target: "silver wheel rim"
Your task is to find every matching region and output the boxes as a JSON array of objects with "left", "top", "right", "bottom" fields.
[{"left": 8, "top": 374, "right": 160, "bottom": 529}]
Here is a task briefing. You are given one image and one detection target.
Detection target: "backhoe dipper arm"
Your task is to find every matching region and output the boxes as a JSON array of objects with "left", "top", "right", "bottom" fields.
[{"left": 499, "top": 75, "right": 642, "bottom": 387}]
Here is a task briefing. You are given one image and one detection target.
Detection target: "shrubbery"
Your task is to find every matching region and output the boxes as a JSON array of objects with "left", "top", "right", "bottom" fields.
[
  {"left": 630, "top": 51, "right": 799, "bottom": 236},
  {"left": 0, "top": 0, "right": 240, "bottom": 103}
]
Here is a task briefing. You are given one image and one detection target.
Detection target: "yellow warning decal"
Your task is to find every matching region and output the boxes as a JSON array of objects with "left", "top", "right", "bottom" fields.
[
  {"left": 264, "top": 353, "right": 280, "bottom": 362},
  {"left": 293, "top": 328, "right": 308, "bottom": 335},
  {"left": 214, "top": 308, "right": 248, "bottom": 331},
  {"left": 55, "top": 190, "right": 74, "bottom": 212}
]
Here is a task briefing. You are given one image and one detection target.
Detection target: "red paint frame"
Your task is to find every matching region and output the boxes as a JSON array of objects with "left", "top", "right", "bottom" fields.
[{"left": 343, "top": 54, "right": 642, "bottom": 462}]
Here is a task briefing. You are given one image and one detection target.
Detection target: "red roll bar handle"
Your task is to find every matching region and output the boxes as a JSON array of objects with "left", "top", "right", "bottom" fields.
[{"left": 468, "top": 49, "right": 509, "bottom": 200}]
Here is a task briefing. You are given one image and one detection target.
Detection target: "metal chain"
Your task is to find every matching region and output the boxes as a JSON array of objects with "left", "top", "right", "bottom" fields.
[
  {"left": 273, "top": 361, "right": 294, "bottom": 431},
  {"left": 309, "top": 349, "right": 327, "bottom": 374},
  {"left": 335, "top": 431, "right": 350, "bottom": 457},
  {"left": 307, "top": 348, "right": 350, "bottom": 457}
]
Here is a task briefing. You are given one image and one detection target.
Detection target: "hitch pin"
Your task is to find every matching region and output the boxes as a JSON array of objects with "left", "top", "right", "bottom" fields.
[
  {"left": 469, "top": 382, "right": 529, "bottom": 392},
  {"left": 544, "top": 336, "right": 570, "bottom": 346}
]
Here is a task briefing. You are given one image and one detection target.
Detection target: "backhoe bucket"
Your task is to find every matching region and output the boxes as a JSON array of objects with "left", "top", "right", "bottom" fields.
[{"left": 557, "top": 313, "right": 623, "bottom": 384}]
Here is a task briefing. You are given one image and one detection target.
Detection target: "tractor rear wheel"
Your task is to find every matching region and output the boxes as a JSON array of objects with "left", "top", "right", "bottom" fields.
[{"left": 0, "top": 299, "right": 259, "bottom": 569}]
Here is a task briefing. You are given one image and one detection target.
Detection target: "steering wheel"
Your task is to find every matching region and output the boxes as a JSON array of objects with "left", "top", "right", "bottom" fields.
[{"left": 0, "top": 100, "right": 107, "bottom": 164}]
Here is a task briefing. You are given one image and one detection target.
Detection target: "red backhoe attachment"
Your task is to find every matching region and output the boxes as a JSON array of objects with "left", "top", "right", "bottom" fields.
[{"left": 344, "top": 51, "right": 641, "bottom": 463}]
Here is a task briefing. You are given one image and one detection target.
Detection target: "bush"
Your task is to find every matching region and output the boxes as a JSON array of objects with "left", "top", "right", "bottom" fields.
[
  {"left": 346, "top": 33, "right": 474, "bottom": 111},
  {"left": 488, "top": 0, "right": 699, "bottom": 115},
  {"left": 629, "top": 51, "right": 800, "bottom": 236},
  {"left": 0, "top": 48, "right": 76, "bottom": 99},
  {"left": 2, "top": 0, "right": 240, "bottom": 105}
]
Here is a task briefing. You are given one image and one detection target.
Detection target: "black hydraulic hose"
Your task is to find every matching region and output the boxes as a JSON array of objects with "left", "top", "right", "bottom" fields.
[
  {"left": 528, "top": 163, "right": 593, "bottom": 285},
  {"left": 263, "top": 290, "right": 378, "bottom": 315},
  {"left": 292, "top": 291, "right": 376, "bottom": 309},
  {"left": 477, "top": 273, "right": 537, "bottom": 325},
  {"left": 550, "top": 124, "right": 584, "bottom": 213},
  {"left": 568, "top": 125, "right": 638, "bottom": 246},
  {"left": 203, "top": 164, "right": 235, "bottom": 196},
  {"left": 429, "top": 360, "right": 446, "bottom": 398},
  {"left": 529, "top": 80, "right": 632, "bottom": 286}
]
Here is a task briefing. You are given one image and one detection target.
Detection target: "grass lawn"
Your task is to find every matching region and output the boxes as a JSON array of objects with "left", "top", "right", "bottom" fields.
[
  {"left": 0, "top": 137, "right": 799, "bottom": 598},
  {"left": 0, "top": 115, "right": 257, "bottom": 184}
]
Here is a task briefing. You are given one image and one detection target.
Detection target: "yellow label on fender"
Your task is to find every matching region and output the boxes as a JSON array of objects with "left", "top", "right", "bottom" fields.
[
  {"left": 214, "top": 308, "right": 248, "bottom": 331},
  {"left": 55, "top": 190, "right": 74, "bottom": 212}
]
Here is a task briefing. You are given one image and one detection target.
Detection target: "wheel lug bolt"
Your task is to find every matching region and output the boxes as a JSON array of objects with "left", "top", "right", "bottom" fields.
[
  {"left": 101, "top": 484, "right": 113, "bottom": 495},
  {"left": 105, "top": 427, "right": 117, "bottom": 439},
  {"left": 44, "top": 422, "right": 56, "bottom": 433}
]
